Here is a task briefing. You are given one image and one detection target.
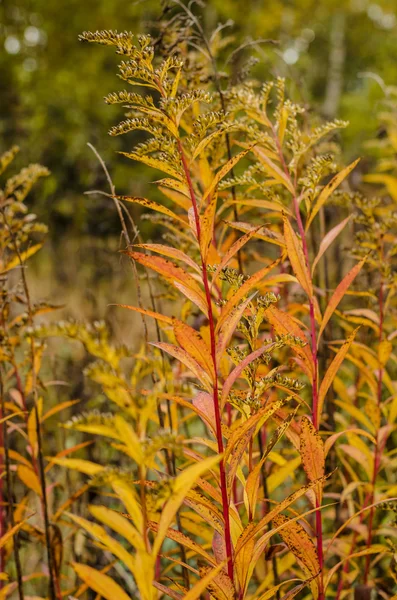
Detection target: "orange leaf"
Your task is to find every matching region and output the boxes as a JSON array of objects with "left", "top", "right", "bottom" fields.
[
  {"left": 115, "top": 304, "right": 173, "bottom": 325},
  {"left": 200, "top": 193, "right": 218, "bottom": 260},
  {"left": 150, "top": 341, "right": 212, "bottom": 389},
  {"left": 272, "top": 514, "right": 320, "bottom": 599},
  {"left": 264, "top": 305, "right": 313, "bottom": 379},
  {"left": 317, "top": 327, "right": 359, "bottom": 421},
  {"left": 173, "top": 319, "right": 214, "bottom": 381},
  {"left": 311, "top": 216, "right": 351, "bottom": 275},
  {"left": 216, "top": 293, "right": 256, "bottom": 365},
  {"left": 318, "top": 257, "right": 366, "bottom": 340},
  {"left": 133, "top": 243, "right": 200, "bottom": 272},
  {"left": 283, "top": 213, "right": 313, "bottom": 298},
  {"left": 126, "top": 251, "right": 208, "bottom": 316},
  {"left": 216, "top": 257, "right": 281, "bottom": 335},
  {"left": 299, "top": 416, "right": 325, "bottom": 499}
]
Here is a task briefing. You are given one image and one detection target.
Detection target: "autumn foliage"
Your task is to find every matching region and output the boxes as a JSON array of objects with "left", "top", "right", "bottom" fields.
[{"left": 1, "top": 6, "right": 397, "bottom": 600}]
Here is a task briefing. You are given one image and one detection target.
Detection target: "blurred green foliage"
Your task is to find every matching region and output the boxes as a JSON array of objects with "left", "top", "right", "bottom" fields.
[{"left": 1, "top": 0, "right": 397, "bottom": 235}]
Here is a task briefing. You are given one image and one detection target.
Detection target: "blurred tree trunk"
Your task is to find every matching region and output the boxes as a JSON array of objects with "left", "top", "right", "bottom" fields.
[{"left": 322, "top": 12, "right": 346, "bottom": 118}]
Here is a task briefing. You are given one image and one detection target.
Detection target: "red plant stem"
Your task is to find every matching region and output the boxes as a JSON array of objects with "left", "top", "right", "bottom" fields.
[
  {"left": 0, "top": 397, "right": 4, "bottom": 587},
  {"left": 271, "top": 126, "right": 324, "bottom": 599},
  {"left": 177, "top": 141, "right": 234, "bottom": 581}
]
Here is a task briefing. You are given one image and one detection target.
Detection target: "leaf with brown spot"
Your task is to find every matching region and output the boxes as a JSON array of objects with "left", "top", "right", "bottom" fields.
[
  {"left": 299, "top": 416, "right": 325, "bottom": 500},
  {"left": 272, "top": 514, "right": 320, "bottom": 599}
]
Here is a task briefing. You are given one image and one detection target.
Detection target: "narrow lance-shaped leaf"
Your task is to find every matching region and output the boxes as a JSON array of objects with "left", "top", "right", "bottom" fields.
[
  {"left": 311, "top": 216, "right": 351, "bottom": 275},
  {"left": 73, "top": 563, "right": 132, "bottom": 600},
  {"left": 133, "top": 243, "right": 200, "bottom": 273},
  {"left": 317, "top": 327, "right": 359, "bottom": 421},
  {"left": 173, "top": 319, "right": 214, "bottom": 381},
  {"left": 148, "top": 520, "right": 216, "bottom": 566},
  {"left": 252, "top": 146, "right": 295, "bottom": 194},
  {"left": 221, "top": 342, "right": 275, "bottom": 405},
  {"left": 216, "top": 293, "right": 257, "bottom": 366},
  {"left": 299, "top": 416, "right": 325, "bottom": 500},
  {"left": 283, "top": 213, "right": 313, "bottom": 298},
  {"left": 306, "top": 158, "right": 360, "bottom": 230},
  {"left": 210, "top": 225, "right": 263, "bottom": 287},
  {"left": 216, "top": 257, "right": 281, "bottom": 334},
  {"left": 152, "top": 454, "right": 222, "bottom": 557},
  {"left": 272, "top": 514, "right": 320, "bottom": 600},
  {"left": 150, "top": 341, "right": 212, "bottom": 390},
  {"left": 202, "top": 147, "right": 252, "bottom": 203},
  {"left": 200, "top": 192, "right": 218, "bottom": 260},
  {"left": 117, "top": 196, "right": 188, "bottom": 226},
  {"left": 183, "top": 563, "right": 228, "bottom": 600},
  {"left": 125, "top": 251, "right": 208, "bottom": 316},
  {"left": 245, "top": 410, "right": 297, "bottom": 517},
  {"left": 318, "top": 256, "right": 366, "bottom": 340}
]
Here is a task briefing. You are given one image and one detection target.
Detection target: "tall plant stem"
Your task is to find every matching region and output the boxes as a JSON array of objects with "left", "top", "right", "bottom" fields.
[
  {"left": 2, "top": 210, "right": 61, "bottom": 600},
  {"left": 0, "top": 372, "right": 24, "bottom": 600},
  {"left": 271, "top": 127, "right": 324, "bottom": 599},
  {"left": 178, "top": 140, "right": 234, "bottom": 581},
  {"left": 86, "top": 143, "right": 190, "bottom": 590},
  {"left": 364, "top": 276, "right": 385, "bottom": 583}
]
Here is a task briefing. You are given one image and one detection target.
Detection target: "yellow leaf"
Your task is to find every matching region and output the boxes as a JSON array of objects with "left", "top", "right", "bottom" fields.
[
  {"left": 0, "top": 519, "right": 29, "bottom": 550},
  {"left": 202, "top": 147, "right": 252, "bottom": 203},
  {"left": 266, "top": 456, "right": 301, "bottom": 494},
  {"left": 114, "top": 415, "right": 144, "bottom": 464},
  {"left": 42, "top": 399, "right": 80, "bottom": 422},
  {"left": 363, "top": 173, "right": 397, "bottom": 201},
  {"left": 73, "top": 563, "right": 132, "bottom": 600},
  {"left": 120, "top": 151, "right": 183, "bottom": 181},
  {"left": 1, "top": 243, "right": 43, "bottom": 273},
  {"left": 252, "top": 146, "right": 295, "bottom": 194},
  {"left": 89, "top": 505, "right": 146, "bottom": 552},
  {"left": 17, "top": 465, "right": 42, "bottom": 496},
  {"left": 306, "top": 158, "right": 360, "bottom": 230},
  {"left": 27, "top": 399, "right": 43, "bottom": 459},
  {"left": 283, "top": 213, "right": 313, "bottom": 297},
  {"left": 378, "top": 339, "right": 392, "bottom": 367},
  {"left": 148, "top": 520, "right": 216, "bottom": 565},
  {"left": 317, "top": 328, "right": 359, "bottom": 422},
  {"left": 68, "top": 514, "right": 140, "bottom": 579},
  {"left": 111, "top": 478, "right": 143, "bottom": 535},
  {"left": 119, "top": 196, "right": 187, "bottom": 226},
  {"left": 48, "top": 457, "right": 104, "bottom": 475},
  {"left": 200, "top": 192, "right": 217, "bottom": 260},
  {"left": 152, "top": 454, "right": 221, "bottom": 557}
]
